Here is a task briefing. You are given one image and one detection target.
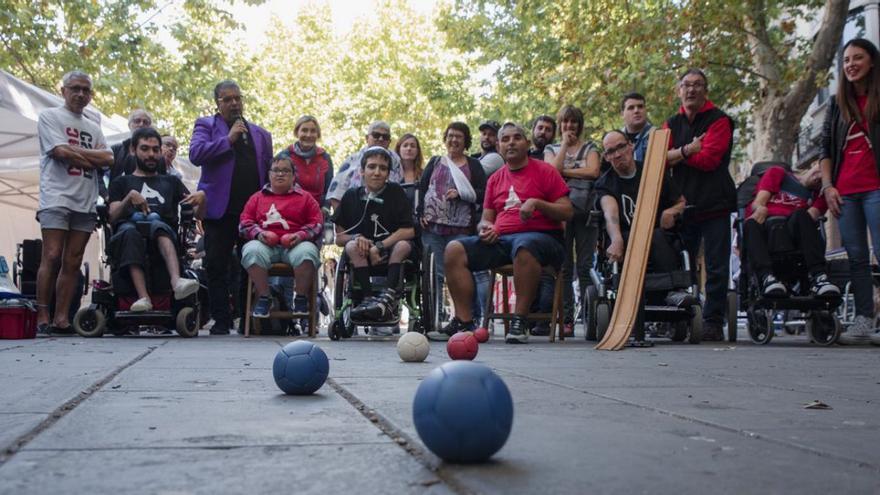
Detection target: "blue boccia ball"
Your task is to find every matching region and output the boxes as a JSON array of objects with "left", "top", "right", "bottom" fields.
[
  {"left": 412, "top": 361, "right": 513, "bottom": 463},
  {"left": 273, "top": 341, "right": 329, "bottom": 395}
]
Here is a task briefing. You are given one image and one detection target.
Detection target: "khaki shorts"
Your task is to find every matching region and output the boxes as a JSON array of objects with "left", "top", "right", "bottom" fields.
[{"left": 37, "top": 207, "right": 96, "bottom": 233}]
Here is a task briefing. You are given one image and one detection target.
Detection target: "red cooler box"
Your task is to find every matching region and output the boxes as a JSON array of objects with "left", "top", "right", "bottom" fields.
[{"left": 0, "top": 304, "right": 37, "bottom": 339}]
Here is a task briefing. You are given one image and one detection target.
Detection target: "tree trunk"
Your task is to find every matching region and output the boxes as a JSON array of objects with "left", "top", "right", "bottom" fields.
[{"left": 746, "top": 0, "right": 851, "bottom": 166}]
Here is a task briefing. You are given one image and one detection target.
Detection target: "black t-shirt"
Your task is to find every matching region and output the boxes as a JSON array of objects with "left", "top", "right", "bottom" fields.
[
  {"left": 226, "top": 137, "right": 261, "bottom": 216},
  {"left": 331, "top": 183, "right": 413, "bottom": 242},
  {"left": 594, "top": 161, "right": 682, "bottom": 234},
  {"left": 108, "top": 174, "right": 190, "bottom": 231}
]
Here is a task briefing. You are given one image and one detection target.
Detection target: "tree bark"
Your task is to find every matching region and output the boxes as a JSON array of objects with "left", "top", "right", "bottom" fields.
[{"left": 746, "top": 0, "right": 851, "bottom": 164}]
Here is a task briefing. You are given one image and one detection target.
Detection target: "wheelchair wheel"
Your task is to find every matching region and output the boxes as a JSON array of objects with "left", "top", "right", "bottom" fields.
[
  {"left": 584, "top": 286, "right": 598, "bottom": 341},
  {"left": 594, "top": 301, "right": 611, "bottom": 342},
  {"left": 688, "top": 305, "right": 703, "bottom": 344},
  {"left": 671, "top": 321, "right": 688, "bottom": 342},
  {"left": 330, "top": 256, "right": 355, "bottom": 340},
  {"left": 73, "top": 306, "right": 106, "bottom": 338},
  {"left": 747, "top": 307, "right": 774, "bottom": 344},
  {"left": 175, "top": 307, "right": 199, "bottom": 338},
  {"left": 726, "top": 291, "right": 738, "bottom": 342},
  {"left": 806, "top": 310, "right": 841, "bottom": 346}
]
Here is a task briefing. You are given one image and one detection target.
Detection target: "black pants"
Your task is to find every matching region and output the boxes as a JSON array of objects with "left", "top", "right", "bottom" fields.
[
  {"left": 621, "top": 228, "right": 680, "bottom": 273},
  {"left": 743, "top": 209, "right": 825, "bottom": 280},
  {"left": 203, "top": 214, "right": 246, "bottom": 329}
]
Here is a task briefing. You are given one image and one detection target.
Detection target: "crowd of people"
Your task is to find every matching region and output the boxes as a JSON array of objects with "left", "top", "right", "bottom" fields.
[{"left": 33, "top": 37, "right": 880, "bottom": 345}]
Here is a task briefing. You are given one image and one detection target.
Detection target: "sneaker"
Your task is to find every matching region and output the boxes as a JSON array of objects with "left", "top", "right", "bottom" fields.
[
  {"left": 350, "top": 296, "right": 378, "bottom": 320},
  {"left": 353, "top": 289, "right": 399, "bottom": 322},
  {"left": 173, "top": 278, "right": 200, "bottom": 300},
  {"left": 531, "top": 321, "right": 551, "bottom": 336},
  {"left": 702, "top": 321, "right": 724, "bottom": 342},
  {"left": 761, "top": 274, "right": 787, "bottom": 298},
  {"left": 809, "top": 273, "right": 840, "bottom": 298},
  {"left": 665, "top": 290, "right": 697, "bottom": 308},
  {"left": 839, "top": 315, "right": 873, "bottom": 345},
  {"left": 505, "top": 316, "right": 529, "bottom": 344},
  {"left": 209, "top": 322, "right": 230, "bottom": 335},
  {"left": 293, "top": 296, "right": 309, "bottom": 314},
  {"left": 252, "top": 296, "right": 273, "bottom": 319},
  {"left": 428, "top": 317, "right": 475, "bottom": 341},
  {"left": 368, "top": 326, "right": 394, "bottom": 336},
  {"left": 131, "top": 297, "right": 153, "bottom": 312}
]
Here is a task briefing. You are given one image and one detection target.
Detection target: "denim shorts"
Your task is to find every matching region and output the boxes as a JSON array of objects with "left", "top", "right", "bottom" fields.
[
  {"left": 37, "top": 207, "right": 96, "bottom": 233},
  {"left": 457, "top": 231, "right": 565, "bottom": 271}
]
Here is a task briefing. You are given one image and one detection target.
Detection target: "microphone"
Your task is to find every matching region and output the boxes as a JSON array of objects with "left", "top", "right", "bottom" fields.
[{"left": 234, "top": 113, "right": 249, "bottom": 146}]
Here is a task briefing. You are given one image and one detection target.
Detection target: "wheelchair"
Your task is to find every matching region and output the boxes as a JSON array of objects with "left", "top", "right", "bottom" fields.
[
  {"left": 732, "top": 163, "right": 842, "bottom": 346},
  {"left": 13, "top": 238, "right": 89, "bottom": 325},
  {"left": 327, "top": 243, "right": 433, "bottom": 340},
  {"left": 584, "top": 211, "right": 703, "bottom": 344},
  {"left": 71, "top": 203, "right": 202, "bottom": 337}
]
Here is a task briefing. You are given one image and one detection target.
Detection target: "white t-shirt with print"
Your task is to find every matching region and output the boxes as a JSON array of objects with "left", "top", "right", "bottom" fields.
[{"left": 38, "top": 106, "right": 107, "bottom": 213}]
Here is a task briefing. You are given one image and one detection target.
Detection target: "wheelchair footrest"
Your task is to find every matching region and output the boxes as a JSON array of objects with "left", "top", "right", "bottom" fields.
[
  {"left": 752, "top": 295, "right": 842, "bottom": 312},
  {"left": 115, "top": 311, "right": 175, "bottom": 326}
]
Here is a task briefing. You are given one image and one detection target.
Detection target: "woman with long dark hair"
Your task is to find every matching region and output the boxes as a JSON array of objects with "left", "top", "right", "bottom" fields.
[{"left": 820, "top": 38, "right": 880, "bottom": 344}]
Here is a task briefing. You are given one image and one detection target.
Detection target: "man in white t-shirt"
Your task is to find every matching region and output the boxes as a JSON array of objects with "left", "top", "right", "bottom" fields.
[{"left": 35, "top": 70, "right": 113, "bottom": 335}]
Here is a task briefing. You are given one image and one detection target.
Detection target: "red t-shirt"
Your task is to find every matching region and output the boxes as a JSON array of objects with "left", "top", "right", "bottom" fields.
[
  {"left": 484, "top": 158, "right": 570, "bottom": 235},
  {"left": 837, "top": 95, "right": 880, "bottom": 196},
  {"left": 746, "top": 166, "right": 827, "bottom": 217}
]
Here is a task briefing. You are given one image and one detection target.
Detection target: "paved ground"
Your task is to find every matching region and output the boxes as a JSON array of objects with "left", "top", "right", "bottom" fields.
[{"left": 1, "top": 330, "right": 879, "bottom": 495}]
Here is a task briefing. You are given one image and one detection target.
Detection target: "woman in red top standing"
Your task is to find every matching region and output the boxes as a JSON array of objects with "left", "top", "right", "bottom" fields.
[
  {"left": 284, "top": 115, "right": 334, "bottom": 207},
  {"left": 820, "top": 38, "right": 880, "bottom": 345}
]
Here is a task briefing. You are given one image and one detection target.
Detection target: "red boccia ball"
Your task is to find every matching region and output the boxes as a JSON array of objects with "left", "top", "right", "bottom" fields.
[
  {"left": 473, "top": 327, "right": 489, "bottom": 343},
  {"left": 261, "top": 231, "right": 279, "bottom": 247},
  {"left": 281, "top": 233, "right": 297, "bottom": 249},
  {"left": 447, "top": 331, "right": 479, "bottom": 360}
]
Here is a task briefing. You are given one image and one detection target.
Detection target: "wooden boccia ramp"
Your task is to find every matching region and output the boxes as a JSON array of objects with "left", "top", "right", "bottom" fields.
[{"left": 595, "top": 129, "right": 670, "bottom": 351}]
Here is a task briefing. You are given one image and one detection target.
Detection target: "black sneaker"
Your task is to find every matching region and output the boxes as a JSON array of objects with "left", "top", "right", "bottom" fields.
[
  {"left": 505, "top": 316, "right": 529, "bottom": 344},
  {"left": 530, "top": 321, "right": 550, "bottom": 336},
  {"left": 354, "top": 289, "right": 399, "bottom": 322},
  {"left": 252, "top": 296, "right": 273, "bottom": 319},
  {"left": 761, "top": 274, "right": 788, "bottom": 298},
  {"left": 293, "top": 296, "right": 309, "bottom": 314},
  {"left": 428, "top": 317, "right": 475, "bottom": 341},
  {"left": 810, "top": 273, "right": 840, "bottom": 298},
  {"left": 209, "top": 323, "right": 230, "bottom": 335}
]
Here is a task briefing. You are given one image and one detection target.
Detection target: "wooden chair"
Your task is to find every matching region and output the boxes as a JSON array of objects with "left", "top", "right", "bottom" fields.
[
  {"left": 243, "top": 263, "right": 319, "bottom": 337},
  {"left": 481, "top": 264, "right": 565, "bottom": 341}
]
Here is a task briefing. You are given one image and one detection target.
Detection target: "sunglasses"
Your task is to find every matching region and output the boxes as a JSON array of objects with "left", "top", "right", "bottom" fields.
[{"left": 370, "top": 132, "right": 391, "bottom": 141}]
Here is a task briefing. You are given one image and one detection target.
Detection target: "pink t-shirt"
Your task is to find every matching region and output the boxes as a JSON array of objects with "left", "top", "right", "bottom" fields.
[{"left": 484, "top": 158, "right": 570, "bottom": 235}]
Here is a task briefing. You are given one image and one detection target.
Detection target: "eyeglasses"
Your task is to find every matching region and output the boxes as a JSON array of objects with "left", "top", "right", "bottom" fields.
[
  {"left": 370, "top": 132, "right": 391, "bottom": 141},
  {"left": 65, "top": 85, "right": 92, "bottom": 95},
  {"left": 270, "top": 168, "right": 293, "bottom": 176},
  {"left": 680, "top": 82, "right": 706, "bottom": 90},
  {"left": 603, "top": 143, "right": 630, "bottom": 158}
]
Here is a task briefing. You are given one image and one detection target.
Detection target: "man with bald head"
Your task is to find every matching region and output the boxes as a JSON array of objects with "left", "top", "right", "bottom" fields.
[
  {"left": 440, "top": 122, "right": 573, "bottom": 344},
  {"left": 110, "top": 108, "right": 167, "bottom": 181}
]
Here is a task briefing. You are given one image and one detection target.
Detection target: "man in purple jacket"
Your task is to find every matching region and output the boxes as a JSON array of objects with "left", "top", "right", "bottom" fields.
[{"left": 189, "top": 80, "right": 273, "bottom": 335}]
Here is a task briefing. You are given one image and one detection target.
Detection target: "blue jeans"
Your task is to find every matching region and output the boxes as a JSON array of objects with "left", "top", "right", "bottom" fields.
[
  {"left": 838, "top": 189, "right": 880, "bottom": 318},
  {"left": 423, "top": 230, "right": 483, "bottom": 322},
  {"left": 681, "top": 214, "right": 731, "bottom": 323}
]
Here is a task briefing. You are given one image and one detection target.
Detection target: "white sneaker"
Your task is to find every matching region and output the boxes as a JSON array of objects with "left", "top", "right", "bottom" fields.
[
  {"left": 173, "top": 278, "right": 200, "bottom": 300},
  {"left": 838, "top": 315, "right": 873, "bottom": 345},
  {"left": 131, "top": 297, "right": 153, "bottom": 312}
]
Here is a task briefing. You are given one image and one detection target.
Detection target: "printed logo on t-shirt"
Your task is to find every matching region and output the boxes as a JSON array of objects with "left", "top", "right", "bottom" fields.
[
  {"left": 262, "top": 203, "right": 290, "bottom": 230},
  {"left": 503, "top": 186, "right": 522, "bottom": 210},
  {"left": 63, "top": 127, "right": 95, "bottom": 178},
  {"left": 371, "top": 213, "right": 389, "bottom": 238},
  {"left": 622, "top": 193, "right": 636, "bottom": 226},
  {"left": 140, "top": 183, "right": 166, "bottom": 205}
]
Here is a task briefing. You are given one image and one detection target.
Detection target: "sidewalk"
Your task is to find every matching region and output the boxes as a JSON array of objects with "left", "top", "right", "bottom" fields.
[{"left": 1, "top": 334, "right": 878, "bottom": 494}]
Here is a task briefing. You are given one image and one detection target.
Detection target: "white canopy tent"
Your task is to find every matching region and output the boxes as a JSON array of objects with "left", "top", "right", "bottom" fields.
[{"left": 0, "top": 69, "right": 128, "bottom": 279}]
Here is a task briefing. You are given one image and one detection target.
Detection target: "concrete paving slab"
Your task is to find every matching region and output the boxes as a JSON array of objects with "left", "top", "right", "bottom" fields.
[
  {"left": 0, "top": 413, "right": 48, "bottom": 452},
  {"left": 0, "top": 444, "right": 456, "bottom": 495}
]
